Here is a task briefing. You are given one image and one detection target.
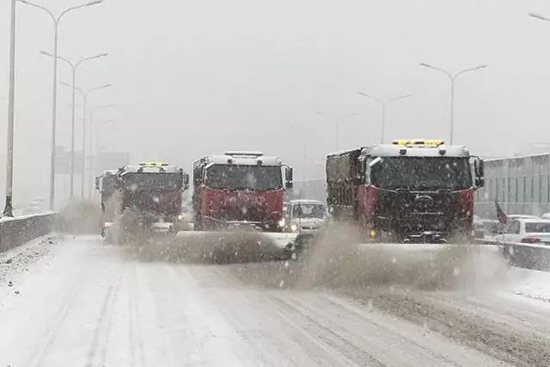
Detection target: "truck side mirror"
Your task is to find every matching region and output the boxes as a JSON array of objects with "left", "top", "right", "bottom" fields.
[
  {"left": 285, "top": 166, "right": 293, "bottom": 189},
  {"left": 95, "top": 177, "right": 101, "bottom": 192},
  {"left": 472, "top": 157, "right": 485, "bottom": 188},
  {"left": 183, "top": 173, "right": 190, "bottom": 190},
  {"left": 476, "top": 159, "right": 485, "bottom": 188}
]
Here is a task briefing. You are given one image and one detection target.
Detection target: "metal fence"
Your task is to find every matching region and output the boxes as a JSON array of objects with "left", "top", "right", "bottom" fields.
[
  {"left": 475, "top": 153, "right": 550, "bottom": 218},
  {"left": 0, "top": 213, "right": 56, "bottom": 253}
]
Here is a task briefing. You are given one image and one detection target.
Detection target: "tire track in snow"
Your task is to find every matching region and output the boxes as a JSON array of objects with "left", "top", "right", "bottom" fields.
[
  {"left": 25, "top": 280, "right": 81, "bottom": 367},
  {"left": 269, "top": 296, "right": 388, "bottom": 367},
  {"left": 128, "top": 264, "right": 147, "bottom": 367},
  {"left": 84, "top": 272, "right": 122, "bottom": 366},
  {"left": 367, "top": 291, "right": 550, "bottom": 367}
]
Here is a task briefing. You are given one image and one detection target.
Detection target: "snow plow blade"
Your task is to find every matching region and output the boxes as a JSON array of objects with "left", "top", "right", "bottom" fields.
[{"left": 132, "top": 230, "right": 301, "bottom": 263}]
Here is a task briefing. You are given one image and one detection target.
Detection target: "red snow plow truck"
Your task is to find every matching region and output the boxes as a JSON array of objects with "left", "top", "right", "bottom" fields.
[
  {"left": 326, "top": 139, "right": 484, "bottom": 243},
  {"left": 116, "top": 162, "right": 189, "bottom": 243},
  {"left": 192, "top": 152, "right": 293, "bottom": 231}
]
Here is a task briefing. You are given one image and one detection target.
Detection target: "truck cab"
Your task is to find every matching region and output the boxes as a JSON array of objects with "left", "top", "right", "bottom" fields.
[
  {"left": 193, "top": 151, "right": 293, "bottom": 231},
  {"left": 116, "top": 162, "right": 189, "bottom": 241},
  {"left": 326, "top": 139, "right": 484, "bottom": 243}
]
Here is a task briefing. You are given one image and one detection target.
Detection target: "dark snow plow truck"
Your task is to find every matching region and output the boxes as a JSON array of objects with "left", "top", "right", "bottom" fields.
[
  {"left": 192, "top": 152, "right": 293, "bottom": 231},
  {"left": 326, "top": 139, "right": 484, "bottom": 243},
  {"left": 116, "top": 162, "right": 189, "bottom": 244}
]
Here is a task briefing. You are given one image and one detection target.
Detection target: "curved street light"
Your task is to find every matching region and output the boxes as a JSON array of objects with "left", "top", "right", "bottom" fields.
[
  {"left": 317, "top": 112, "right": 359, "bottom": 151},
  {"left": 88, "top": 105, "right": 115, "bottom": 198},
  {"left": 18, "top": 0, "right": 103, "bottom": 209},
  {"left": 529, "top": 13, "right": 550, "bottom": 22},
  {"left": 40, "top": 51, "right": 108, "bottom": 200},
  {"left": 420, "top": 62, "right": 487, "bottom": 144},
  {"left": 97, "top": 120, "right": 116, "bottom": 157},
  {"left": 60, "top": 83, "right": 112, "bottom": 198},
  {"left": 358, "top": 92, "right": 411, "bottom": 143}
]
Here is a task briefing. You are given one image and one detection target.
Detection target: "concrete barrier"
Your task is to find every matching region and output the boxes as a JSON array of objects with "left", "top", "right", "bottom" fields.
[
  {"left": 477, "top": 238, "right": 550, "bottom": 271},
  {"left": 0, "top": 212, "right": 56, "bottom": 253}
]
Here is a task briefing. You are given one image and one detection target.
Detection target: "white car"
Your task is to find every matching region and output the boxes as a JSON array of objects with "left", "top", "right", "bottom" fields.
[
  {"left": 497, "top": 218, "right": 550, "bottom": 245},
  {"left": 283, "top": 199, "right": 328, "bottom": 234}
]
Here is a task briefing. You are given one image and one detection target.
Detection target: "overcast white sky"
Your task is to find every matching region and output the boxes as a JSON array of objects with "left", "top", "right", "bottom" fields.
[{"left": 2, "top": 0, "right": 550, "bottom": 206}]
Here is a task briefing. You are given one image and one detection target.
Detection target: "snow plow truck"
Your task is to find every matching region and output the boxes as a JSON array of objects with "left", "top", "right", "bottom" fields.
[
  {"left": 192, "top": 151, "right": 293, "bottom": 231},
  {"left": 326, "top": 139, "right": 484, "bottom": 243},
  {"left": 115, "top": 162, "right": 189, "bottom": 244}
]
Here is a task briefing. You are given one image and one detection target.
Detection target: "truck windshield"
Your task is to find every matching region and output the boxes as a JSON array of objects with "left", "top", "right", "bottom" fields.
[
  {"left": 122, "top": 173, "right": 182, "bottom": 191},
  {"left": 370, "top": 157, "right": 472, "bottom": 191},
  {"left": 205, "top": 165, "right": 282, "bottom": 191}
]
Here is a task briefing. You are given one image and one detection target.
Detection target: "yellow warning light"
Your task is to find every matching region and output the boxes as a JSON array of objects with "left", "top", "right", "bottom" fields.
[
  {"left": 370, "top": 229, "right": 377, "bottom": 238},
  {"left": 392, "top": 139, "right": 409, "bottom": 145},
  {"left": 423, "top": 139, "right": 445, "bottom": 146},
  {"left": 139, "top": 162, "right": 168, "bottom": 167},
  {"left": 392, "top": 139, "right": 444, "bottom": 146}
]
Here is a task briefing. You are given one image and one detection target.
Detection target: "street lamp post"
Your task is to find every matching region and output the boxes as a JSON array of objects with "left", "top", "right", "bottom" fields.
[
  {"left": 317, "top": 112, "right": 359, "bottom": 151},
  {"left": 3, "top": 0, "right": 17, "bottom": 217},
  {"left": 420, "top": 62, "right": 487, "bottom": 144},
  {"left": 288, "top": 125, "right": 310, "bottom": 196},
  {"left": 40, "top": 51, "right": 108, "bottom": 200},
  {"left": 88, "top": 105, "right": 114, "bottom": 198},
  {"left": 358, "top": 92, "right": 411, "bottom": 143},
  {"left": 61, "top": 83, "right": 112, "bottom": 198},
  {"left": 96, "top": 120, "right": 116, "bottom": 156},
  {"left": 18, "top": 0, "right": 103, "bottom": 210}
]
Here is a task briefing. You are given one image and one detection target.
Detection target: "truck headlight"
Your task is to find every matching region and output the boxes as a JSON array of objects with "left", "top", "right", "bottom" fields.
[
  {"left": 291, "top": 224, "right": 299, "bottom": 232},
  {"left": 278, "top": 219, "right": 285, "bottom": 228}
]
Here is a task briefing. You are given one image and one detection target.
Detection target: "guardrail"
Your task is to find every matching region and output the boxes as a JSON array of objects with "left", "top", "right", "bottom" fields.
[
  {"left": 477, "top": 238, "right": 550, "bottom": 271},
  {"left": 0, "top": 212, "right": 56, "bottom": 253}
]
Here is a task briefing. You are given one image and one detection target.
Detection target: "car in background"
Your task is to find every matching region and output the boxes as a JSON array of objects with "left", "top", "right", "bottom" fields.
[
  {"left": 283, "top": 199, "right": 328, "bottom": 234},
  {"left": 496, "top": 218, "right": 550, "bottom": 245}
]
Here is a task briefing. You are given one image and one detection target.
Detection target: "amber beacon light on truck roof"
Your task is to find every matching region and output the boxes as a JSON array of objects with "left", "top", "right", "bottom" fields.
[{"left": 392, "top": 139, "right": 445, "bottom": 146}]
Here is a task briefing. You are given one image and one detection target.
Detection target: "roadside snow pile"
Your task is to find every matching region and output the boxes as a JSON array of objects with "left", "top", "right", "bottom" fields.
[
  {"left": 0, "top": 235, "right": 63, "bottom": 298},
  {"left": 502, "top": 267, "right": 550, "bottom": 304}
]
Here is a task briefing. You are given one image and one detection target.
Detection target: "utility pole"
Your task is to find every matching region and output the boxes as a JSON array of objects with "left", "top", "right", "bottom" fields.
[{"left": 3, "top": 0, "right": 17, "bottom": 217}]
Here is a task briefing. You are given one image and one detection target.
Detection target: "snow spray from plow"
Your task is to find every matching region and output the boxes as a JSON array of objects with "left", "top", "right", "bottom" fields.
[{"left": 225, "top": 224, "right": 510, "bottom": 292}]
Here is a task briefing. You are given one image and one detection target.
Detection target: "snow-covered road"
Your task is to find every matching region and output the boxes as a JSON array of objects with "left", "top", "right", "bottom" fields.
[{"left": 1, "top": 235, "right": 549, "bottom": 366}]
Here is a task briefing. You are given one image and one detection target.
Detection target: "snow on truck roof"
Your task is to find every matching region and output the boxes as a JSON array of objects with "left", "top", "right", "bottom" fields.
[
  {"left": 119, "top": 163, "right": 182, "bottom": 174},
  {"left": 327, "top": 141, "right": 470, "bottom": 159},
  {"left": 205, "top": 152, "right": 282, "bottom": 166}
]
